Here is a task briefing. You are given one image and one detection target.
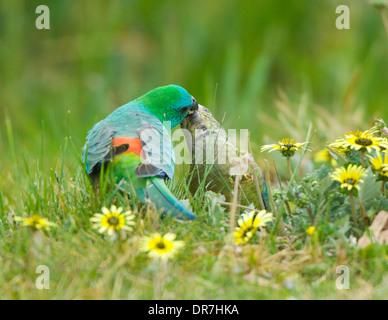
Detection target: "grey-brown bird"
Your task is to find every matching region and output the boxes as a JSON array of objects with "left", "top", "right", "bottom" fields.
[{"left": 181, "top": 105, "right": 269, "bottom": 210}]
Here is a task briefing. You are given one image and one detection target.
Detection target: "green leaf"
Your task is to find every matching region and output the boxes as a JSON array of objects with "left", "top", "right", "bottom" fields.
[{"left": 359, "top": 168, "right": 381, "bottom": 204}]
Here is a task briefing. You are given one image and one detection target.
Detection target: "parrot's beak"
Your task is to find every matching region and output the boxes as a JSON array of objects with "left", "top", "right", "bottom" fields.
[
  {"left": 181, "top": 101, "right": 202, "bottom": 129},
  {"left": 190, "top": 96, "right": 199, "bottom": 112}
]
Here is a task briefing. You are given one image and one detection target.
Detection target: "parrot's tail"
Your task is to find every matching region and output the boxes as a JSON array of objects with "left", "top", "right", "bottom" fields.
[
  {"left": 144, "top": 178, "right": 197, "bottom": 220},
  {"left": 262, "top": 184, "right": 270, "bottom": 211}
]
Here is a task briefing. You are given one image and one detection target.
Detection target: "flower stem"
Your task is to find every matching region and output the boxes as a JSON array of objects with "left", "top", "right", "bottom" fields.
[
  {"left": 356, "top": 197, "right": 369, "bottom": 226},
  {"left": 349, "top": 191, "right": 360, "bottom": 229},
  {"left": 383, "top": 181, "right": 386, "bottom": 197},
  {"left": 361, "top": 151, "right": 365, "bottom": 167},
  {"left": 264, "top": 160, "right": 286, "bottom": 236},
  {"left": 229, "top": 175, "right": 241, "bottom": 234},
  {"left": 117, "top": 231, "right": 124, "bottom": 253},
  {"left": 287, "top": 157, "right": 293, "bottom": 178}
]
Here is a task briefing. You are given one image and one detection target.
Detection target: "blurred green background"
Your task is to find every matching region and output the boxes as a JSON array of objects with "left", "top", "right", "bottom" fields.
[{"left": 1, "top": 0, "right": 387, "bottom": 174}]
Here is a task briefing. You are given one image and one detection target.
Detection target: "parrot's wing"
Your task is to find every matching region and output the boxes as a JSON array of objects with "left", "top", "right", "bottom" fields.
[
  {"left": 135, "top": 120, "right": 175, "bottom": 180},
  {"left": 83, "top": 112, "right": 175, "bottom": 180},
  {"left": 83, "top": 120, "right": 115, "bottom": 174}
]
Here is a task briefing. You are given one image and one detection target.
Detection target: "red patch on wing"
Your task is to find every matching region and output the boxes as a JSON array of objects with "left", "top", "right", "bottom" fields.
[{"left": 112, "top": 137, "right": 144, "bottom": 158}]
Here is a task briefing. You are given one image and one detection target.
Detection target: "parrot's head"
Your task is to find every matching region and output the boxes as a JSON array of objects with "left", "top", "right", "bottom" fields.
[
  {"left": 137, "top": 85, "right": 198, "bottom": 127},
  {"left": 181, "top": 104, "right": 223, "bottom": 139}
]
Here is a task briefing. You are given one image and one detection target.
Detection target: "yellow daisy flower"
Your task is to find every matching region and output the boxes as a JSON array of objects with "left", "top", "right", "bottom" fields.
[
  {"left": 306, "top": 226, "right": 316, "bottom": 236},
  {"left": 90, "top": 205, "right": 135, "bottom": 236},
  {"left": 331, "top": 164, "right": 367, "bottom": 192},
  {"left": 313, "top": 148, "right": 338, "bottom": 166},
  {"left": 368, "top": 152, "right": 388, "bottom": 180},
  {"left": 329, "top": 130, "right": 388, "bottom": 153},
  {"left": 234, "top": 210, "right": 273, "bottom": 244},
  {"left": 261, "top": 138, "right": 305, "bottom": 158},
  {"left": 139, "top": 233, "right": 184, "bottom": 261},
  {"left": 14, "top": 214, "right": 57, "bottom": 231}
]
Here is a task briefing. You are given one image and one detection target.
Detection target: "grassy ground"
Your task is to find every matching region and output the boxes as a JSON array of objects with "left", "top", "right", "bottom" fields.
[
  {"left": 1, "top": 148, "right": 388, "bottom": 300},
  {"left": 1, "top": 0, "right": 388, "bottom": 299},
  {"left": 1, "top": 150, "right": 388, "bottom": 299}
]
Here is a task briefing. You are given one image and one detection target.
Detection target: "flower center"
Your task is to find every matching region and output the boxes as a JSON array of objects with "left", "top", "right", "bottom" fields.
[
  {"left": 344, "top": 178, "right": 355, "bottom": 185},
  {"left": 355, "top": 138, "right": 372, "bottom": 146},
  {"left": 283, "top": 144, "right": 295, "bottom": 150},
  {"left": 28, "top": 216, "right": 46, "bottom": 228},
  {"left": 242, "top": 226, "right": 254, "bottom": 237},
  {"left": 108, "top": 216, "right": 119, "bottom": 226},
  {"left": 156, "top": 241, "right": 166, "bottom": 249}
]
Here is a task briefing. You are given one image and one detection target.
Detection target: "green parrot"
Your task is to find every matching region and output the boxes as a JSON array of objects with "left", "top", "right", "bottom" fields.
[
  {"left": 181, "top": 104, "right": 269, "bottom": 210},
  {"left": 83, "top": 85, "right": 198, "bottom": 220}
]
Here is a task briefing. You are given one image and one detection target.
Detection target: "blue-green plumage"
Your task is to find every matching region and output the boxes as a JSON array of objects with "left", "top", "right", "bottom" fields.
[{"left": 83, "top": 85, "right": 198, "bottom": 220}]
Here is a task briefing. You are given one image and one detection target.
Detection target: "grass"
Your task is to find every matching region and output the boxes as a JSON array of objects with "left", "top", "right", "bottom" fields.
[
  {"left": 2, "top": 114, "right": 388, "bottom": 300},
  {"left": 1, "top": 0, "right": 388, "bottom": 299}
]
